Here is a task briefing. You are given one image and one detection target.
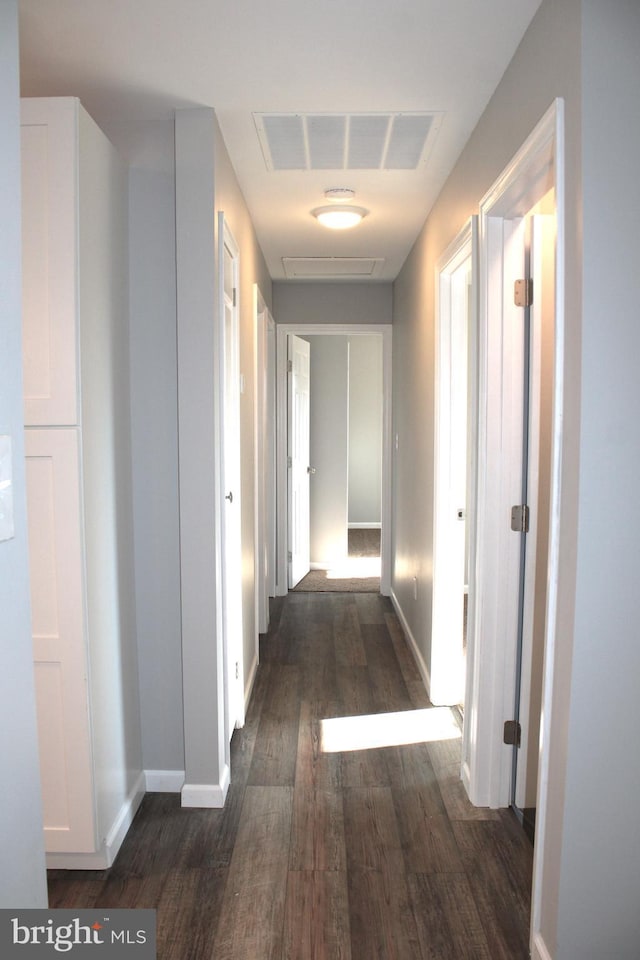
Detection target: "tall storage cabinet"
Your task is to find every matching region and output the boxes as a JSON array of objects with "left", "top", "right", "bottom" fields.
[{"left": 21, "top": 98, "right": 144, "bottom": 868}]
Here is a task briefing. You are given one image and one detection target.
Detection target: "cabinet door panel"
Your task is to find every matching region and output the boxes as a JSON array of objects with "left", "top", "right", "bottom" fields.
[
  {"left": 26, "top": 428, "right": 95, "bottom": 853},
  {"left": 21, "top": 98, "right": 78, "bottom": 426}
]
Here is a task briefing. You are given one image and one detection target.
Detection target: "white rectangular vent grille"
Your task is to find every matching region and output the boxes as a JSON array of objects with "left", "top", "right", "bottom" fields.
[
  {"left": 256, "top": 112, "right": 442, "bottom": 171},
  {"left": 283, "top": 257, "right": 385, "bottom": 279}
]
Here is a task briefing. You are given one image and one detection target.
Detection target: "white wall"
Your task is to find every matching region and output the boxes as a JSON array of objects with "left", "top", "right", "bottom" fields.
[
  {"left": 273, "top": 281, "right": 392, "bottom": 326},
  {"left": 307, "top": 336, "right": 349, "bottom": 566},
  {"left": 348, "top": 335, "right": 383, "bottom": 525},
  {"left": 0, "top": 0, "right": 48, "bottom": 906}
]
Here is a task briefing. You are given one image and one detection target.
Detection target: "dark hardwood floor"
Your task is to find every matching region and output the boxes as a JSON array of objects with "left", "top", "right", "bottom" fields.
[{"left": 48, "top": 592, "right": 533, "bottom": 959}]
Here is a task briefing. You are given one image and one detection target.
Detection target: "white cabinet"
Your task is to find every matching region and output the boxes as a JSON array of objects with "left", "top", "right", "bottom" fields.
[{"left": 21, "top": 98, "right": 143, "bottom": 868}]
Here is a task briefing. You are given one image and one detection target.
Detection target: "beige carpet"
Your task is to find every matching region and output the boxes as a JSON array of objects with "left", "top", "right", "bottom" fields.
[{"left": 293, "top": 528, "right": 381, "bottom": 593}]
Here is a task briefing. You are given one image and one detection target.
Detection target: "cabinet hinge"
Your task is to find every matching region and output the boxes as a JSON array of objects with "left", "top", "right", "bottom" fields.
[
  {"left": 511, "top": 504, "right": 530, "bottom": 533},
  {"left": 503, "top": 720, "right": 522, "bottom": 747},
  {"left": 514, "top": 278, "right": 533, "bottom": 307}
]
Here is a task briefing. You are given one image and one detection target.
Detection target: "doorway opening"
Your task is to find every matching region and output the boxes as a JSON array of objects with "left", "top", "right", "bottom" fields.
[
  {"left": 461, "top": 99, "right": 565, "bottom": 956},
  {"left": 275, "top": 323, "right": 392, "bottom": 597}
]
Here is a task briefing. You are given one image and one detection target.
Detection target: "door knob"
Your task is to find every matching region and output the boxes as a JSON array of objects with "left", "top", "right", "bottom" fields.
[
  {"left": 307, "top": 466, "right": 316, "bottom": 475},
  {"left": 225, "top": 491, "right": 233, "bottom": 503}
]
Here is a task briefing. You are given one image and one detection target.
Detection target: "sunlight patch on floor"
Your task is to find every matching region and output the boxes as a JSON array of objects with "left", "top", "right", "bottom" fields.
[
  {"left": 320, "top": 707, "right": 461, "bottom": 753},
  {"left": 325, "top": 556, "right": 381, "bottom": 579}
]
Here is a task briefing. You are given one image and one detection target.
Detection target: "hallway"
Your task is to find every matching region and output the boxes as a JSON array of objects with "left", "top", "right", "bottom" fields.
[{"left": 48, "top": 592, "right": 533, "bottom": 958}]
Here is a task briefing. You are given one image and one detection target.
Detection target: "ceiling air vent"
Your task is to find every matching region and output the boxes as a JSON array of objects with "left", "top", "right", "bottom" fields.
[
  {"left": 255, "top": 112, "right": 442, "bottom": 171},
  {"left": 282, "top": 257, "right": 385, "bottom": 280}
]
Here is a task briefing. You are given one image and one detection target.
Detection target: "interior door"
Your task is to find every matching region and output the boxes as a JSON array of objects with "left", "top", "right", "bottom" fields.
[
  {"left": 288, "top": 334, "right": 311, "bottom": 588},
  {"left": 220, "top": 218, "right": 244, "bottom": 732}
]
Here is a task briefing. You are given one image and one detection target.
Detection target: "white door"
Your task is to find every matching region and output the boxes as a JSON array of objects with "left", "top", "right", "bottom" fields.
[
  {"left": 220, "top": 217, "right": 244, "bottom": 732},
  {"left": 432, "top": 220, "right": 475, "bottom": 707},
  {"left": 288, "top": 334, "right": 311, "bottom": 588}
]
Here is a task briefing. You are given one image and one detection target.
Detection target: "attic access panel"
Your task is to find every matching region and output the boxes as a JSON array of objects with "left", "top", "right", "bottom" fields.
[
  {"left": 282, "top": 257, "right": 385, "bottom": 279},
  {"left": 255, "top": 112, "right": 442, "bottom": 171}
]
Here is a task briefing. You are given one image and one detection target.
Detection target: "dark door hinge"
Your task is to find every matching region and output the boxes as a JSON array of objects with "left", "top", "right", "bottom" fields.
[
  {"left": 511, "top": 504, "right": 530, "bottom": 533},
  {"left": 504, "top": 720, "right": 522, "bottom": 747}
]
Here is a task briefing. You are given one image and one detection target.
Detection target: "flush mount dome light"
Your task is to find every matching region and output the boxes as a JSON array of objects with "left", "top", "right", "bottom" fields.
[{"left": 311, "top": 204, "right": 369, "bottom": 229}]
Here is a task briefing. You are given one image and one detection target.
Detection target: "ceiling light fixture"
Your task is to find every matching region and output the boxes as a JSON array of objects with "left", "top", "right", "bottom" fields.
[
  {"left": 311, "top": 187, "right": 368, "bottom": 229},
  {"left": 312, "top": 204, "right": 368, "bottom": 230}
]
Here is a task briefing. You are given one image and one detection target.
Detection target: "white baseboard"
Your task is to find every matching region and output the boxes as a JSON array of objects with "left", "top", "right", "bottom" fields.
[
  {"left": 532, "top": 932, "right": 553, "bottom": 960},
  {"left": 348, "top": 522, "right": 382, "bottom": 529},
  {"left": 145, "top": 769, "right": 185, "bottom": 793},
  {"left": 46, "top": 771, "right": 145, "bottom": 870},
  {"left": 389, "top": 587, "right": 431, "bottom": 697},
  {"left": 181, "top": 764, "right": 230, "bottom": 809},
  {"left": 244, "top": 652, "right": 258, "bottom": 713}
]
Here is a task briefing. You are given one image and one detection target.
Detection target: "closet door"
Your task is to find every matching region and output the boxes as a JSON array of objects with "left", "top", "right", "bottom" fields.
[
  {"left": 21, "top": 98, "right": 79, "bottom": 426},
  {"left": 25, "top": 429, "right": 95, "bottom": 853}
]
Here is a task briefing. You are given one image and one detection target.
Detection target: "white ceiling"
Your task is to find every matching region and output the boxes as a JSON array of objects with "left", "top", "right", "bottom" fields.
[{"left": 18, "top": 0, "right": 542, "bottom": 281}]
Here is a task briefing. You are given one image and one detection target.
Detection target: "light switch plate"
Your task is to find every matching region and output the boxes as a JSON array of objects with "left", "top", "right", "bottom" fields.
[{"left": 0, "top": 435, "right": 15, "bottom": 542}]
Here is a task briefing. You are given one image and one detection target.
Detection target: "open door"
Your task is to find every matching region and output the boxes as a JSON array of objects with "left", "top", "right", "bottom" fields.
[{"left": 288, "top": 334, "right": 311, "bottom": 588}]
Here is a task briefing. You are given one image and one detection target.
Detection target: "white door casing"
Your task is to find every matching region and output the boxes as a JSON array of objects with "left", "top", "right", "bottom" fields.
[
  {"left": 219, "top": 215, "right": 244, "bottom": 733},
  {"left": 253, "top": 284, "right": 276, "bottom": 637},
  {"left": 432, "top": 217, "right": 477, "bottom": 706},
  {"left": 287, "top": 334, "right": 311, "bottom": 588}
]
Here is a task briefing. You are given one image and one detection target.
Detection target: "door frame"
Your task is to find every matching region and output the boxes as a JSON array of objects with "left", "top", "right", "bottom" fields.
[
  {"left": 432, "top": 216, "right": 478, "bottom": 706},
  {"left": 461, "top": 100, "right": 564, "bottom": 958},
  {"left": 253, "top": 284, "right": 276, "bottom": 640},
  {"left": 275, "top": 323, "right": 392, "bottom": 596},
  {"left": 218, "top": 213, "right": 244, "bottom": 738}
]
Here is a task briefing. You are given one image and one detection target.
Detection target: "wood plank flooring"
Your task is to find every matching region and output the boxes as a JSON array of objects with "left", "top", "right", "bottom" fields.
[{"left": 47, "top": 592, "right": 533, "bottom": 959}]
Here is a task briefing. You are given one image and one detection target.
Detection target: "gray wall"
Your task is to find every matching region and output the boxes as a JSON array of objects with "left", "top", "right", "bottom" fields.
[
  {"left": 0, "top": 0, "right": 48, "bottom": 907},
  {"left": 557, "top": 2, "right": 640, "bottom": 956},
  {"left": 307, "top": 336, "right": 349, "bottom": 565},
  {"left": 348, "top": 335, "right": 383, "bottom": 525},
  {"left": 128, "top": 116, "right": 184, "bottom": 775},
  {"left": 273, "top": 281, "right": 392, "bottom": 326}
]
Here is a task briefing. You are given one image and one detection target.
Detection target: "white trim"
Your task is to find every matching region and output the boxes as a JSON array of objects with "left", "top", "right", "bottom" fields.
[
  {"left": 276, "top": 323, "right": 392, "bottom": 596},
  {"left": 46, "top": 772, "right": 145, "bottom": 870},
  {"left": 389, "top": 588, "right": 431, "bottom": 696},
  {"left": 348, "top": 521, "right": 382, "bottom": 529},
  {"left": 432, "top": 217, "right": 476, "bottom": 707},
  {"left": 181, "top": 765, "right": 230, "bottom": 809},
  {"left": 145, "top": 769, "right": 186, "bottom": 793},
  {"left": 218, "top": 214, "right": 245, "bottom": 734},
  {"left": 530, "top": 98, "right": 565, "bottom": 959},
  {"left": 531, "top": 932, "right": 554, "bottom": 960},
  {"left": 244, "top": 651, "right": 258, "bottom": 713}
]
